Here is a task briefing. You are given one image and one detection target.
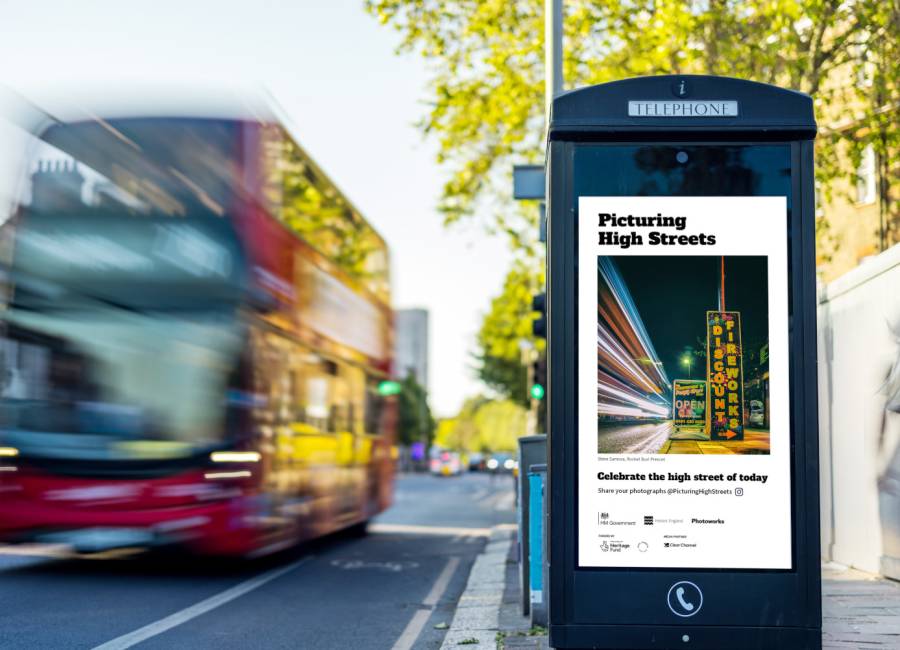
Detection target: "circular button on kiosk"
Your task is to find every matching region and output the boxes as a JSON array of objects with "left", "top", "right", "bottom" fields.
[{"left": 667, "top": 581, "right": 703, "bottom": 618}]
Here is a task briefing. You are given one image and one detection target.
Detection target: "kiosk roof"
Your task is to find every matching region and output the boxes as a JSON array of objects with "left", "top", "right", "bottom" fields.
[{"left": 550, "top": 75, "right": 816, "bottom": 141}]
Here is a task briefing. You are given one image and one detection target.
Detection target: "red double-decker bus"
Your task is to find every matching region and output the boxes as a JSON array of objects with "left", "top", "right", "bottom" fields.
[{"left": 0, "top": 93, "right": 396, "bottom": 556}]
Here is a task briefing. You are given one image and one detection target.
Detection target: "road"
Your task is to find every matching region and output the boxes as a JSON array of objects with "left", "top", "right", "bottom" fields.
[
  {"left": 597, "top": 421, "right": 674, "bottom": 454},
  {"left": 0, "top": 472, "right": 516, "bottom": 650}
]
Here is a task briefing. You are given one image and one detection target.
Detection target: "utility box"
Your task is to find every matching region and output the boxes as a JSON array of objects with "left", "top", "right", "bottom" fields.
[
  {"left": 546, "top": 75, "right": 820, "bottom": 649},
  {"left": 517, "top": 434, "right": 547, "bottom": 616},
  {"left": 529, "top": 463, "right": 548, "bottom": 626}
]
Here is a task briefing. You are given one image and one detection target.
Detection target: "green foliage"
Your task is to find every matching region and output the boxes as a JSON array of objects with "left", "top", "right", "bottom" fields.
[
  {"left": 367, "top": 0, "right": 899, "bottom": 255},
  {"left": 435, "top": 396, "right": 526, "bottom": 452},
  {"left": 367, "top": 0, "right": 546, "bottom": 251},
  {"left": 396, "top": 372, "right": 436, "bottom": 446},
  {"left": 368, "top": 0, "right": 899, "bottom": 404},
  {"left": 475, "top": 259, "right": 544, "bottom": 406}
]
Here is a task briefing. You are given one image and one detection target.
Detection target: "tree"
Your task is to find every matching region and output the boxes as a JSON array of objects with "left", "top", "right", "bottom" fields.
[
  {"left": 434, "top": 396, "right": 527, "bottom": 452},
  {"left": 396, "top": 372, "right": 436, "bottom": 447},
  {"left": 369, "top": 0, "right": 899, "bottom": 396},
  {"left": 475, "top": 259, "right": 544, "bottom": 405},
  {"left": 472, "top": 399, "right": 528, "bottom": 452},
  {"left": 367, "top": 0, "right": 898, "bottom": 254}
]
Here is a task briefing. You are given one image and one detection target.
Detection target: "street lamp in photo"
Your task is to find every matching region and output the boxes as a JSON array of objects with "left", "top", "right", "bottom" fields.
[{"left": 681, "top": 353, "right": 693, "bottom": 379}]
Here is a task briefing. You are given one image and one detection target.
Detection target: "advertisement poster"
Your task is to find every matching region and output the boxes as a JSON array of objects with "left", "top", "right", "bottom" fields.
[
  {"left": 578, "top": 196, "right": 791, "bottom": 570},
  {"left": 672, "top": 380, "right": 705, "bottom": 429}
]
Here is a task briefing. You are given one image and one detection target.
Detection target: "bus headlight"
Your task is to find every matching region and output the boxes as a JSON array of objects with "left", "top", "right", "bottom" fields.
[{"left": 210, "top": 451, "right": 260, "bottom": 463}]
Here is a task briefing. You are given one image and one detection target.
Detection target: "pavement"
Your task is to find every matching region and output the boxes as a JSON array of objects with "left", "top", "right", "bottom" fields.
[
  {"left": 660, "top": 429, "right": 771, "bottom": 454},
  {"left": 442, "top": 536, "right": 900, "bottom": 649},
  {"left": 822, "top": 562, "right": 900, "bottom": 648},
  {"left": 598, "top": 422, "right": 772, "bottom": 456},
  {"left": 0, "top": 472, "right": 516, "bottom": 649},
  {"left": 5, "top": 471, "right": 897, "bottom": 649}
]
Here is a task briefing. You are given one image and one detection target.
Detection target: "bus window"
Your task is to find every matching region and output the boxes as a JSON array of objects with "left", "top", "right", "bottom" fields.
[
  {"left": 257, "top": 125, "right": 390, "bottom": 302},
  {"left": 365, "top": 376, "right": 387, "bottom": 436}
]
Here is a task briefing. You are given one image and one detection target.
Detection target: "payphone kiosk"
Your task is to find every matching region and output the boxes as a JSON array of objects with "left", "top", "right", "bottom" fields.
[{"left": 546, "top": 76, "right": 820, "bottom": 649}]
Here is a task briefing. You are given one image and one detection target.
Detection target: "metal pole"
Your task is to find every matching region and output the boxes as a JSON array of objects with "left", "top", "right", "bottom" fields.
[
  {"left": 719, "top": 255, "right": 726, "bottom": 312},
  {"left": 545, "top": 0, "right": 563, "bottom": 129}
]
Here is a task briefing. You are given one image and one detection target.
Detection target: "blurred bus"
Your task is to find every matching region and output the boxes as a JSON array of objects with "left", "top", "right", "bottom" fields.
[{"left": 0, "top": 91, "right": 396, "bottom": 556}]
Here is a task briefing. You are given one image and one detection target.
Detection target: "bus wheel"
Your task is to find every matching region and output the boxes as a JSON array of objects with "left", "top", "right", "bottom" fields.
[{"left": 346, "top": 520, "right": 369, "bottom": 538}]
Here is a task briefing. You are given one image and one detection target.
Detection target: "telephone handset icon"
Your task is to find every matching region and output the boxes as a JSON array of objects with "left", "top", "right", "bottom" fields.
[
  {"left": 667, "top": 581, "right": 703, "bottom": 617},
  {"left": 675, "top": 587, "right": 694, "bottom": 612}
]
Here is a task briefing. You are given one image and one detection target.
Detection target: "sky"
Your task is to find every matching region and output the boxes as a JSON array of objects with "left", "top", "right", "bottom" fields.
[
  {"left": 614, "top": 255, "right": 769, "bottom": 382},
  {"left": 0, "top": 0, "right": 514, "bottom": 416}
]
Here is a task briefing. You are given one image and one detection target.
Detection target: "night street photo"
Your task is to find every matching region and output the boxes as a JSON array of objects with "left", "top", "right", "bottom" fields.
[{"left": 596, "top": 255, "right": 771, "bottom": 455}]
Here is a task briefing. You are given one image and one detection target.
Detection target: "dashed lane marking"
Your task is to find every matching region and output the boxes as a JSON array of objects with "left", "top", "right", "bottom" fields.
[{"left": 369, "top": 523, "right": 491, "bottom": 537}]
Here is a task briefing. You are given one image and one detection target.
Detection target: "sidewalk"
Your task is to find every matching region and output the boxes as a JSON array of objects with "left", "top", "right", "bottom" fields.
[
  {"left": 822, "top": 562, "right": 900, "bottom": 648},
  {"left": 660, "top": 429, "right": 770, "bottom": 454},
  {"left": 440, "top": 528, "right": 900, "bottom": 649}
]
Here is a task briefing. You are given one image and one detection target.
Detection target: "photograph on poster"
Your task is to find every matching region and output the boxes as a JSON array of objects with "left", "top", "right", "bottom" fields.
[{"left": 596, "top": 254, "right": 770, "bottom": 455}]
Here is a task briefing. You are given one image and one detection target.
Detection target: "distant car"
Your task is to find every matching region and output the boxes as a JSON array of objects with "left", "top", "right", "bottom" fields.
[
  {"left": 468, "top": 452, "right": 485, "bottom": 471},
  {"left": 749, "top": 400, "right": 765, "bottom": 427},
  {"left": 486, "top": 453, "right": 517, "bottom": 474},
  {"left": 430, "top": 451, "right": 463, "bottom": 477}
]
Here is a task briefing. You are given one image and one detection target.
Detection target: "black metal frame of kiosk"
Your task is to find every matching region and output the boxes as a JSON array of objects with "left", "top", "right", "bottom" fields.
[{"left": 546, "top": 76, "right": 821, "bottom": 649}]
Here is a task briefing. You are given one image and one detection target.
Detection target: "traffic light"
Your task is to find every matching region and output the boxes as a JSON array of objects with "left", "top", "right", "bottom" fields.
[
  {"left": 531, "top": 355, "right": 547, "bottom": 401},
  {"left": 377, "top": 380, "right": 402, "bottom": 396},
  {"left": 532, "top": 292, "right": 546, "bottom": 338}
]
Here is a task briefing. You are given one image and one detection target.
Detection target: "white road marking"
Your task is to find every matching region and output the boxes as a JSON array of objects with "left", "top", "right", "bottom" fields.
[
  {"left": 391, "top": 556, "right": 460, "bottom": 650},
  {"left": 478, "top": 491, "right": 500, "bottom": 504},
  {"left": 330, "top": 559, "right": 419, "bottom": 572},
  {"left": 423, "top": 556, "right": 460, "bottom": 606},
  {"left": 493, "top": 491, "right": 515, "bottom": 511},
  {"left": 470, "top": 489, "right": 489, "bottom": 501},
  {"left": 391, "top": 609, "right": 432, "bottom": 650},
  {"left": 90, "top": 555, "right": 313, "bottom": 650},
  {"left": 370, "top": 523, "right": 491, "bottom": 537}
]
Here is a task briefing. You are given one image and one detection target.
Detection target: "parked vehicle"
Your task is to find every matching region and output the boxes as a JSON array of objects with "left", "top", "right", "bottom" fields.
[
  {"left": 430, "top": 451, "right": 463, "bottom": 477},
  {"left": 749, "top": 400, "right": 765, "bottom": 427},
  {"left": 467, "top": 452, "right": 486, "bottom": 471},
  {"left": 486, "top": 453, "right": 517, "bottom": 474}
]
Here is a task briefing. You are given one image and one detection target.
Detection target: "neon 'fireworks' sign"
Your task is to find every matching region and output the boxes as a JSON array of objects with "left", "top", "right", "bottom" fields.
[{"left": 706, "top": 311, "right": 745, "bottom": 440}]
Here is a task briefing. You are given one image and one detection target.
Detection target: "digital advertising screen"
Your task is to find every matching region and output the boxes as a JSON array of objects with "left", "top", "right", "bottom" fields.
[{"left": 577, "top": 195, "right": 792, "bottom": 570}]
